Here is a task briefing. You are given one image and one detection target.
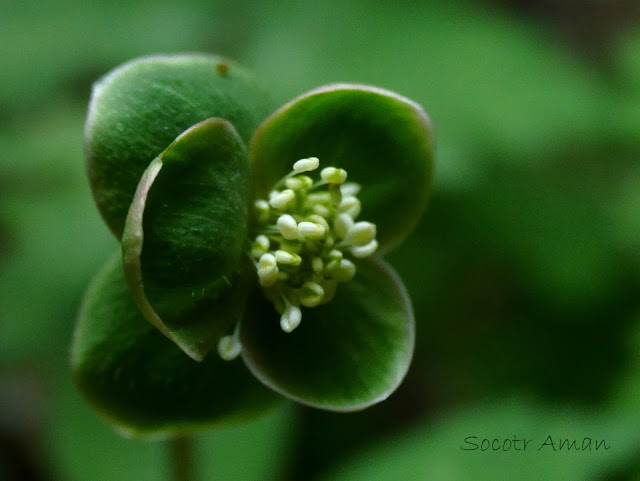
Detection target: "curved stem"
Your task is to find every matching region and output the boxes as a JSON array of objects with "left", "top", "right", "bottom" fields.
[{"left": 170, "top": 435, "right": 194, "bottom": 481}]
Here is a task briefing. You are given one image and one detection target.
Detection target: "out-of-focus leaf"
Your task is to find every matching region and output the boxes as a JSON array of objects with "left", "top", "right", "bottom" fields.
[
  {"left": 608, "top": 167, "right": 640, "bottom": 279},
  {"left": 48, "top": 370, "right": 166, "bottom": 481},
  {"left": 247, "top": 0, "right": 603, "bottom": 172},
  {"left": 196, "top": 402, "right": 296, "bottom": 481},
  {"left": 0, "top": 0, "right": 223, "bottom": 112},
  {"left": 48, "top": 365, "right": 296, "bottom": 481},
  {"left": 457, "top": 163, "right": 622, "bottom": 307},
  {"left": 320, "top": 396, "right": 640, "bottom": 481},
  {"left": 0, "top": 105, "right": 116, "bottom": 363},
  {"left": 322, "top": 314, "right": 640, "bottom": 481},
  {"left": 615, "top": 27, "right": 640, "bottom": 94}
]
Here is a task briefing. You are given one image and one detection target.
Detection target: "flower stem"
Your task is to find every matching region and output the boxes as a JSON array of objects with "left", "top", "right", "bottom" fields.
[{"left": 170, "top": 435, "right": 195, "bottom": 481}]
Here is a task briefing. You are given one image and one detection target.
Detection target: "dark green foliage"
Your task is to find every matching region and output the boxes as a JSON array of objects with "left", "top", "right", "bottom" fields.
[
  {"left": 72, "top": 253, "right": 277, "bottom": 435},
  {"left": 72, "top": 54, "right": 432, "bottom": 432},
  {"left": 251, "top": 85, "right": 434, "bottom": 251},
  {"left": 85, "top": 55, "right": 272, "bottom": 237}
]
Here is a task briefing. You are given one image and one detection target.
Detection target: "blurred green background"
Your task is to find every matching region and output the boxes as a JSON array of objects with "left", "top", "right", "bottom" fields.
[{"left": 1, "top": 0, "right": 640, "bottom": 479}]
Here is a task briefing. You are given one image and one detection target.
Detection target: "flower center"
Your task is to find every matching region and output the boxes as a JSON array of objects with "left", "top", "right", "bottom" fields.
[{"left": 217, "top": 157, "right": 378, "bottom": 360}]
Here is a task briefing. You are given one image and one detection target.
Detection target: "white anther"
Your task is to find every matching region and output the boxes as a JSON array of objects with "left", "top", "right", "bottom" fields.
[
  {"left": 334, "top": 213, "right": 354, "bottom": 239},
  {"left": 277, "top": 214, "right": 299, "bottom": 240},
  {"left": 350, "top": 239, "right": 378, "bottom": 258},
  {"left": 321, "top": 167, "right": 347, "bottom": 184},
  {"left": 345, "top": 221, "right": 376, "bottom": 247},
  {"left": 251, "top": 234, "right": 270, "bottom": 258},
  {"left": 299, "top": 281, "right": 325, "bottom": 307},
  {"left": 328, "top": 249, "right": 343, "bottom": 262},
  {"left": 251, "top": 234, "right": 271, "bottom": 257},
  {"left": 258, "top": 252, "right": 277, "bottom": 269},
  {"left": 298, "top": 221, "right": 326, "bottom": 240},
  {"left": 280, "top": 304, "right": 302, "bottom": 332},
  {"left": 256, "top": 235, "right": 270, "bottom": 251},
  {"left": 307, "top": 214, "right": 329, "bottom": 231},
  {"left": 275, "top": 249, "right": 302, "bottom": 266},
  {"left": 340, "top": 182, "right": 361, "bottom": 196},
  {"left": 269, "top": 189, "right": 295, "bottom": 209},
  {"left": 217, "top": 333, "right": 242, "bottom": 361},
  {"left": 339, "top": 196, "right": 361, "bottom": 218},
  {"left": 255, "top": 199, "right": 270, "bottom": 209},
  {"left": 293, "top": 157, "right": 319, "bottom": 173},
  {"left": 258, "top": 266, "right": 278, "bottom": 286},
  {"left": 258, "top": 253, "right": 279, "bottom": 287},
  {"left": 254, "top": 199, "right": 270, "bottom": 223},
  {"left": 303, "top": 281, "right": 324, "bottom": 297},
  {"left": 334, "top": 259, "right": 356, "bottom": 282}
]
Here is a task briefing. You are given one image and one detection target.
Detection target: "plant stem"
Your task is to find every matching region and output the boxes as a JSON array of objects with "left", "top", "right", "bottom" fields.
[{"left": 170, "top": 435, "right": 194, "bottom": 481}]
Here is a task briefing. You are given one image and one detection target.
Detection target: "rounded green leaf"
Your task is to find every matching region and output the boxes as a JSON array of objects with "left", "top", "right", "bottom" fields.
[
  {"left": 250, "top": 84, "right": 434, "bottom": 251},
  {"left": 71, "top": 253, "right": 278, "bottom": 436},
  {"left": 122, "top": 118, "right": 252, "bottom": 361},
  {"left": 239, "top": 257, "right": 414, "bottom": 411},
  {"left": 86, "top": 54, "right": 273, "bottom": 237}
]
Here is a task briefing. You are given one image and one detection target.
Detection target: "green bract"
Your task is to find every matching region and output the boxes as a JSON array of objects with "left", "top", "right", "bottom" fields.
[{"left": 72, "top": 54, "right": 434, "bottom": 435}]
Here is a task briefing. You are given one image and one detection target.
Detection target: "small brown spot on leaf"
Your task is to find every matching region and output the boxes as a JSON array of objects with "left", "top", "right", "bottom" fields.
[{"left": 216, "top": 62, "right": 229, "bottom": 76}]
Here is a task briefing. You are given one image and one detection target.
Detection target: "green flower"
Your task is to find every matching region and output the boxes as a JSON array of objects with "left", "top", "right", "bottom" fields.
[{"left": 72, "top": 54, "right": 435, "bottom": 435}]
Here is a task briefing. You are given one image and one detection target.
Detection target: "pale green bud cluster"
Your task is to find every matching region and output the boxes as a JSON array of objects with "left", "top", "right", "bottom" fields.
[{"left": 249, "top": 157, "right": 378, "bottom": 334}]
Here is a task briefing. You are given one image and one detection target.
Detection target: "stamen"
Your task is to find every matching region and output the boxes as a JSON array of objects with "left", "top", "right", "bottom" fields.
[
  {"left": 334, "top": 213, "right": 354, "bottom": 239},
  {"left": 293, "top": 157, "right": 320, "bottom": 173},
  {"left": 269, "top": 189, "right": 295, "bottom": 210},
  {"left": 258, "top": 253, "right": 279, "bottom": 287},
  {"left": 298, "top": 221, "right": 326, "bottom": 240},
  {"left": 339, "top": 196, "right": 361, "bottom": 218},
  {"left": 340, "top": 182, "right": 361, "bottom": 196},
  {"left": 254, "top": 199, "right": 270, "bottom": 224},
  {"left": 280, "top": 302, "right": 302, "bottom": 332},
  {"left": 328, "top": 249, "right": 343, "bottom": 262},
  {"left": 307, "top": 214, "right": 329, "bottom": 231},
  {"left": 350, "top": 239, "right": 378, "bottom": 258},
  {"left": 251, "top": 234, "right": 270, "bottom": 258},
  {"left": 275, "top": 249, "right": 302, "bottom": 266},
  {"left": 286, "top": 175, "right": 313, "bottom": 190},
  {"left": 250, "top": 157, "right": 377, "bottom": 334},
  {"left": 333, "top": 259, "right": 356, "bottom": 282},
  {"left": 299, "top": 281, "right": 325, "bottom": 307},
  {"left": 344, "top": 221, "right": 376, "bottom": 247},
  {"left": 217, "top": 324, "right": 242, "bottom": 361},
  {"left": 277, "top": 214, "right": 299, "bottom": 239},
  {"left": 321, "top": 167, "right": 347, "bottom": 184}
]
